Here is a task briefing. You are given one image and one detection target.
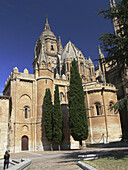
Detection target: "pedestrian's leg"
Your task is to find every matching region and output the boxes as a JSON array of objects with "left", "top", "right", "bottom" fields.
[
  {"left": 3, "top": 161, "right": 6, "bottom": 169},
  {"left": 7, "top": 162, "right": 8, "bottom": 168}
]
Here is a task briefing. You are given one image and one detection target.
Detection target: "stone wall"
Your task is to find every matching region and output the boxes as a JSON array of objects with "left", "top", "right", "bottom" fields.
[
  {"left": 85, "top": 82, "right": 122, "bottom": 144},
  {"left": 0, "top": 96, "right": 10, "bottom": 158}
]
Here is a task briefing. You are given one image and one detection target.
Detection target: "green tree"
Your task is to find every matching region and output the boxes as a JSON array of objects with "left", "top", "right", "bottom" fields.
[
  {"left": 53, "top": 85, "right": 63, "bottom": 150},
  {"left": 98, "top": 0, "right": 128, "bottom": 111},
  {"left": 43, "top": 88, "right": 53, "bottom": 149},
  {"left": 98, "top": 0, "right": 128, "bottom": 69},
  {"left": 69, "top": 59, "right": 88, "bottom": 148}
]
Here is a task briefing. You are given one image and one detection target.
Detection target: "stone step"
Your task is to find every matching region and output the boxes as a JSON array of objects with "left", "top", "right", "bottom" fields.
[
  {"left": 12, "top": 159, "right": 20, "bottom": 164},
  {"left": 78, "top": 149, "right": 128, "bottom": 161},
  {"left": 78, "top": 154, "right": 97, "bottom": 158},
  {"left": 83, "top": 157, "right": 98, "bottom": 161},
  {"left": 9, "top": 161, "right": 16, "bottom": 166},
  {"left": 78, "top": 154, "right": 99, "bottom": 161}
]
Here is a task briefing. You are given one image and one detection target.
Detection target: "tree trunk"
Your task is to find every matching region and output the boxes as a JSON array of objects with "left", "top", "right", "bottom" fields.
[
  {"left": 51, "top": 143, "right": 53, "bottom": 151},
  {"left": 58, "top": 144, "right": 60, "bottom": 151},
  {"left": 79, "top": 141, "right": 83, "bottom": 150}
]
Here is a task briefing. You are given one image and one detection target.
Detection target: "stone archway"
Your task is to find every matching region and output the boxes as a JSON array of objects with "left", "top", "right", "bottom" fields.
[{"left": 21, "top": 136, "right": 29, "bottom": 151}]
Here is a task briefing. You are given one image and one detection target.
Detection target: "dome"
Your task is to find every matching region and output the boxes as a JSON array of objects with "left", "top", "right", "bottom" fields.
[{"left": 40, "top": 29, "right": 56, "bottom": 40}]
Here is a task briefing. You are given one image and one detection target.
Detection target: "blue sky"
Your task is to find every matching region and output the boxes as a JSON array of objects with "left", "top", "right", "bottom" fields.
[{"left": 0, "top": 0, "right": 117, "bottom": 94}]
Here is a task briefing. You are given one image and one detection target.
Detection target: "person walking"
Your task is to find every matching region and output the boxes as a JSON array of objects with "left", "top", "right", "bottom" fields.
[{"left": 3, "top": 151, "right": 10, "bottom": 169}]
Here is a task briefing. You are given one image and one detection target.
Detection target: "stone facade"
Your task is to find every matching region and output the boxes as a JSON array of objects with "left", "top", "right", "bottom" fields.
[
  {"left": 0, "top": 17, "right": 122, "bottom": 156},
  {"left": 0, "top": 96, "right": 10, "bottom": 157},
  {"left": 96, "top": 0, "right": 128, "bottom": 137}
]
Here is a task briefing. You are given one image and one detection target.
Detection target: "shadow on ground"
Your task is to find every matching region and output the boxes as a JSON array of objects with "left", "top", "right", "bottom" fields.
[{"left": 55, "top": 147, "right": 128, "bottom": 164}]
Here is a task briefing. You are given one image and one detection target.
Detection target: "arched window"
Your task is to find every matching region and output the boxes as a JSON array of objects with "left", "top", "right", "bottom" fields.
[
  {"left": 89, "top": 68, "right": 91, "bottom": 75},
  {"left": 95, "top": 102, "right": 102, "bottom": 116},
  {"left": 51, "top": 43, "right": 54, "bottom": 51},
  {"left": 25, "top": 108, "right": 28, "bottom": 119},
  {"left": 67, "top": 63, "right": 69, "bottom": 71},
  {"left": 92, "top": 68, "right": 94, "bottom": 74},
  {"left": 109, "top": 101, "right": 115, "bottom": 114},
  {"left": 67, "top": 74, "right": 69, "bottom": 80},
  {"left": 24, "top": 107, "right": 29, "bottom": 119},
  {"left": 60, "top": 92, "right": 64, "bottom": 102},
  {"left": 80, "top": 63, "right": 83, "bottom": 73}
]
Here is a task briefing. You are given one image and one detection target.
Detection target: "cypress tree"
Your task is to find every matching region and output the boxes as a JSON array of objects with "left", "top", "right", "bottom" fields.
[
  {"left": 53, "top": 85, "right": 63, "bottom": 149},
  {"left": 43, "top": 88, "right": 53, "bottom": 142},
  {"left": 69, "top": 59, "right": 88, "bottom": 147}
]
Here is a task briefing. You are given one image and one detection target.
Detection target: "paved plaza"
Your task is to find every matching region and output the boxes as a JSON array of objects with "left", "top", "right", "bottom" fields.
[
  {"left": 10, "top": 150, "right": 84, "bottom": 170},
  {"left": 0, "top": 150, "right": 84, "bottom": 170},
  {"left": 1, "top": 147, "right": 128, "bottom": 170}
]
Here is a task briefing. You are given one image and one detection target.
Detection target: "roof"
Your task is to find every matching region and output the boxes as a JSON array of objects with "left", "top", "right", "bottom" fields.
[{"left": 62, "top": 40, "right": 78, "bottom": 60}]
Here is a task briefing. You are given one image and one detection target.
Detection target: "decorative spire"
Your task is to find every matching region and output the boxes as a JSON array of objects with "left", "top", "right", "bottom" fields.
[
  {"left": 59, "top": 36, "right": 61, "bottom": 44},
  {"left": 98, "top": 46, "right": 106, "bottom": 83},
  {"left": 113, "top": 0, "right": 116, "bottom": 7},
  {"left": 110, "top": 0, "right": 113, "bottom": 8},
  {"left": 58, "top": 36, "right": 63, "bottom": 53},
  {"left": 44, "top": 15, "right": 50, "bottom": 30},
  {"left": 88, "top": 56, "right": 93, "bottom": 64},
  {"left": 98, "top": 46, "right": 104, "bottom": 59}
]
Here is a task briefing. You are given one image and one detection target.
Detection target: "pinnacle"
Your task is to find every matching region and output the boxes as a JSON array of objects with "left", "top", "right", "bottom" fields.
[
  {"left": 44, "top": 16, "right": 50, "bottom": 30},
  {"left": 98, "top": 46, "right": 104, "bottom": 59}
]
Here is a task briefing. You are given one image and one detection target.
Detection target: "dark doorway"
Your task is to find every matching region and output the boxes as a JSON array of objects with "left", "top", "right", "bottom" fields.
[{"left": 21, "top": 136, "right": 28, "bottom": 151}]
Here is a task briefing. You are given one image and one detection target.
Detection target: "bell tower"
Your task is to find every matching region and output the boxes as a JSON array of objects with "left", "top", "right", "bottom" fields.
[
  {"left": 33, "top": 17, "right": 59, "bottom": 77},
  {"left": 33, "top": 17, "right": 58, "bottom": 150}
]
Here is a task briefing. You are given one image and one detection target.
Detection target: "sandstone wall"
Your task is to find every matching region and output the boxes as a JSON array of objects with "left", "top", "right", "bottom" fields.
[{"left": 0, "top": 96, "right": 10, "bottom": 157}]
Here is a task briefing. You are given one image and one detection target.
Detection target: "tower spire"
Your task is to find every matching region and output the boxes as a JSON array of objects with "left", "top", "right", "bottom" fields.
[
  {"left": 113, "top": 0, "right": 116, "bottom": 7},
  {"left": 110, "top": 0, "right": 113, "bottom": 8},
  {"left": 98, "top": 46, "right": 106, "bottom": 83},
  {"left": 44, "top": 15, "right": 50, "bottom": 30},
  {"left": 58, "top": 36, "right": 63, "bottom": 54},
  {"left": 98, "top": 46, "right": 104, "bottom": 59}
]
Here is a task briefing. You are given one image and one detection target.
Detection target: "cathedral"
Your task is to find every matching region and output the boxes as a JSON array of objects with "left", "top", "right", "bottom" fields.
[{"left": 0, "top": 17, "right": 122, "bottom": 156}]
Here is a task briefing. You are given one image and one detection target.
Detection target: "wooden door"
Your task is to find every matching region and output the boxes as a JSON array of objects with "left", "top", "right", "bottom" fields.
[{"left": 22, "top": 136, "right": 28, "bottom": 151}]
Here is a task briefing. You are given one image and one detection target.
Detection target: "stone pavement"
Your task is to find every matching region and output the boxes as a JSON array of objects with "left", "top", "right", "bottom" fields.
[
  {"left": 1, "top": 147, "right": 128, "bottom": 170},
  {"left": 0, "top": 159, "right": 14, "bottom": 170},
  {"left": 10, "top": 150, "right": 84, "bottom": 170},
  {"left": 0, "top": 160, "right": 3, "bottom": 170}
]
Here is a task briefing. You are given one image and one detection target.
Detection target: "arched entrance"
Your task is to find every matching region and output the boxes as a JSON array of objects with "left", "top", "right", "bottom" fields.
[{"left": 21, "top": 136, "right": 28, "bottom": 151}]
